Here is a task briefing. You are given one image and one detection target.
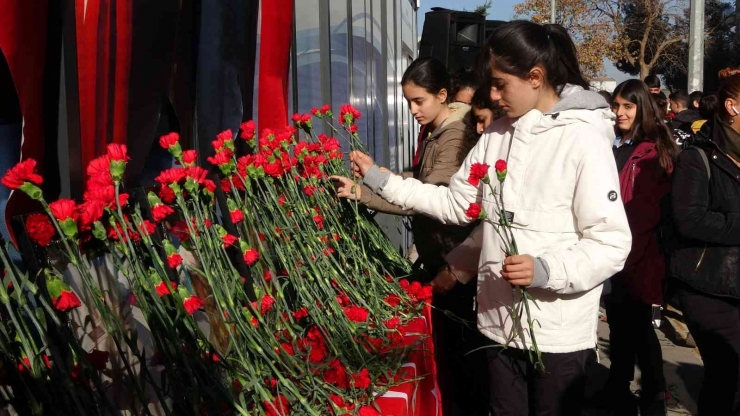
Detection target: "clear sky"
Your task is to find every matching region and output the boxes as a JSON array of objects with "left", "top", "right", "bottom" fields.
[{"left": 418, "top": 1, "right": 634, "bottom": 83}]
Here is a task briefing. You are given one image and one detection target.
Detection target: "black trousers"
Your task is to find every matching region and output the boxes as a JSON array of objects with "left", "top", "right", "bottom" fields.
[
  {"left": 674, "top": 279, "right": 740, "bottom": 416},
  {"left": 486, "top": 344, "right": 591, "bottom": 416},
  {"left": 432, "top": 281, "right": 490, "bottom": 416},
  {"left": 604, "top": 285, "right": 666, "bottom": 399}
]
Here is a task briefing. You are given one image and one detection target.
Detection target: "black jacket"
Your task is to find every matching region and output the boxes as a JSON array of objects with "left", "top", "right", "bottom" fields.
[
  {"left": 669, "top": 116, "right": 740, "bottom": 299},
  {"left": 673, "top": 109, "right": 700, "bottom": 135}
]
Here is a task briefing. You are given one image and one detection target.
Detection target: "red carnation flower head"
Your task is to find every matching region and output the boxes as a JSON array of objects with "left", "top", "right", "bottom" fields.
[
  {"left": 167, "top": 253, "right": 183, "bottom": 269},
  {"left": 182, "top": 295, "right": 205, "bottom": 315},
  {"left": 351, "top": 368, "right": 371, "bottom": 389},
  {"left": 86, "top": 155, "right": 113, "bottom": 183},
  {"left": 264, "top": 394, "right": 291, "bottom": 416},
  {"left": 2, "top": 159, "right": 44, "bottom": 200},
  {"left": 258, "top": 294, "right": 275, "bottom": 315},
  {"left": 239, "top": 120, "right": 256, "bottom": 141},
  {"left": 465, "top": 202, "right": 487, "bottom": 220},
  {"left": 77, "top": 200, "right": 107, "bottom": 234},
  {"left": 151, "top": 203, "right": 174, "bottom": 223},
  {"left": 26, "top": 213, "right": 55, "bottom": 247},
  {"left": 140, "top": 220, "right": 157, "bottom": 236},
  {"left": 105, "top": 144, "right": 129, "bottom": 181},
  {"left": 320, "top": 104, "right": 331, "bottom": 115},
  {"left": 53, "top": 289, "right": 82, "bottom": 312},
  {"left": 158, "top": 132, "right": 182, "bottom": 159},
  {"left": 494, "top": 159, "right": 508, "bottom": 182},
  {"left": 467, "top": 162, "right": 490, "bottom": 186},
  {"left": 311, "top": 107, "right": 320, "bottom": 116},
  {"left": 230, "top": 208, "right": 244, "bottom": 224},
  {"left": 342, "top": 305, "right": 369, "bottom": 323},
  {"left": 222, "top": 233, "right": 238, "bottom": 248},
  {"left": 49, "top": 199, "right": 79, "bottom": 238},
  {"left": 155, "top": 168, "right": 186, "bottom": 186},
  {"left": 291, "top": 113, "right": 302, "bottom": 124},
  {"left": 155, "top": 280, "right": 177, "bottom": 297},
  {"left": 339, "top": 104, "right": 361, "bottom": 124},
  {"left": 181, "top": 150, "right": 198, "bottom": 167},
  {"left": 243, "top": 247, "right": 259, "bottom": 266}
]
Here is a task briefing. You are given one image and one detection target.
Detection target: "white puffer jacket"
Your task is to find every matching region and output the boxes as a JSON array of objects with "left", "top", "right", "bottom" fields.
[{"left": 376, "top": 87, "right": 631, "bottom": 353}]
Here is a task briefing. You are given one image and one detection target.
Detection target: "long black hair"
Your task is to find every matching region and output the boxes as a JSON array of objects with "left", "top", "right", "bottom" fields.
[
  {"left": 401, "top": 57, "right": 450, "bottom": 102},
  {"left": 483, "top": 21, "right": 589, "bottom": 93},
  {"left": 612, "top": 80, "right": 678, "bottom": 174}
]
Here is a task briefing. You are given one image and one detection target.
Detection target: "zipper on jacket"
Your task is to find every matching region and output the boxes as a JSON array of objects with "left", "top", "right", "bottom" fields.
[
  {"left": 631, "top": 162, "right": 636, "bottom": 189},
  {"left": 695, "top": 244, "right": 708, "bottom": 272}
]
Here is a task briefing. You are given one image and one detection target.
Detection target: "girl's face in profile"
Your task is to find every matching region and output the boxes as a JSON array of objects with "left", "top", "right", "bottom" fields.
[{"left": 489, "top": 68, "right": 539, "bottom": 119}]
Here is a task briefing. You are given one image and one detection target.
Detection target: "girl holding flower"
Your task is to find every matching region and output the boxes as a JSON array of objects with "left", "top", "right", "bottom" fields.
[{"left": 343, "top": 21, "right": 632, "bottom": 415}]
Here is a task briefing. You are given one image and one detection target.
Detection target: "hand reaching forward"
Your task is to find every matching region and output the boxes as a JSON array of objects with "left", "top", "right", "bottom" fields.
[
  {"left": 329, "top": 176, "right": 362, "bottom": 201},
  {"left": 349, "top": 151, "right": 375, "bottom": 179},
  {"left": 501, "top": 255, "right": 535, "bottom": 287}
]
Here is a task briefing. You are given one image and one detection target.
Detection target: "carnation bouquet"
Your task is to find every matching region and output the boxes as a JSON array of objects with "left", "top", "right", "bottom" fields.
[
  {"left": 465, "top": 160, "right": 544, "bottom": 371},
  {"left": 0, "top": 104, "right": 433, "bottom": 415}
]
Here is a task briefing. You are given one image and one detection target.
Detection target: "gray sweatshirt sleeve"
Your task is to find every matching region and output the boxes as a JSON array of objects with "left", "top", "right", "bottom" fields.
[
  {"left": 363, "top": 165, "right": 391, "bottom": 192},
  {"left": 529, "top": 257, "right": 550, "bottom": 288}
]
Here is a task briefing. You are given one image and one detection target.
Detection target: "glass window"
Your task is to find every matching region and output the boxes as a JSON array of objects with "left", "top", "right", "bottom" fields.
[
  {"left": 386, "top": 1, "right": 397, "bottom": 172},
  {"left": 351, "top": 0, "right": 369, "bottom": 151},
  {"left": 329, "top": 0, "right": 351, "bottom": 151},
  {"left": 370, "top": 0, "right": 386, "bottom": 166},
  {"left": 294, "top": 0, "right": 322, "bottom": 114}
]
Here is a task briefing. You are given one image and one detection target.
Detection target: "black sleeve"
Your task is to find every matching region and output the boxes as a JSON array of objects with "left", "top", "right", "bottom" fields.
[{"left": 672, "top": 149, "right": 740, "bottom": 244}]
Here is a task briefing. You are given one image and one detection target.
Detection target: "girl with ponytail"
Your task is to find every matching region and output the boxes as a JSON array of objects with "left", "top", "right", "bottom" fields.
[{"left": 338, "top": 21, "right": 631, "bottom": 414}]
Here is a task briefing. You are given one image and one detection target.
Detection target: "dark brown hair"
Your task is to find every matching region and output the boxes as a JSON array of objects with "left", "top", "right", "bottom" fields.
[
  {"left": 718, "top": 67, "right": 740, "bottom": 119},
  {"left": 483, "top": 21, "right": 589, "bottom": 93},
  {"left": 612, "top": 80, "right": 678, "bottom": 174}
]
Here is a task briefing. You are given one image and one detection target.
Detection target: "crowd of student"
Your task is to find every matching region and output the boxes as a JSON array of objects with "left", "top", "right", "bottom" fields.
[{"left": 330, "top": 19, "right": 739, "bottom": 416}]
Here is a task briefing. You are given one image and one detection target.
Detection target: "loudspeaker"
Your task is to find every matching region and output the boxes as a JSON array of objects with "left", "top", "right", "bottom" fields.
[{"left": 419, "top": 8, "right": 485, "bottom": 73}]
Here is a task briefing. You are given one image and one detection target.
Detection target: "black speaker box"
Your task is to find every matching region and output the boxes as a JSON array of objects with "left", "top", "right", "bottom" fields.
[{"left": 419, "top": 8, "right": 486, "bottom": 73}]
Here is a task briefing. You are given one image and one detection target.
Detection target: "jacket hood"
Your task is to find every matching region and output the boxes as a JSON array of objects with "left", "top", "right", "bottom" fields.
[
  {"left": 674, "top": 109, "right": 700, "bottom": 124},
  {"left": 428, "top": 102, "right": 471, "bottom": 140},
  {"left": 519, "top": 84, "right": 616, "bottom": 144}
]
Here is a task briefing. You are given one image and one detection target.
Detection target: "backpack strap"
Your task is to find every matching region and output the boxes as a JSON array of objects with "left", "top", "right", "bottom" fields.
[{"left": 688, "top": 147, "right": 711, "bottom": 180}]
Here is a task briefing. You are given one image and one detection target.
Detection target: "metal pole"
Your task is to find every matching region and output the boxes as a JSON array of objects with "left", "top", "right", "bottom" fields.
[
  {"left": 688, "top": 0, "right": 705, "bottom": 92},
  {"left": 551, "top": 0, "right": 556, "bottom": 23}
]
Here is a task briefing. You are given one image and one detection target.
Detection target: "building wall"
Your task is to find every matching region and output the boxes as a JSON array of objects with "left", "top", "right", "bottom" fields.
[{"left": 289, "top": 0, "right": 420, "bottom": 253}]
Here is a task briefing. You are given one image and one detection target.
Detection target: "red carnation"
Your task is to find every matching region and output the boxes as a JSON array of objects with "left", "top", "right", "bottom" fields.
[
  {"left": 207, "top": 150, "right": 232, "bottom": 166},
  {"left": 53, "top": 290, "right": 82, "bottom": 312},
  {"left": 155, "top": 168, "right": 186, "bottom": 185},
  {"left": 465, "top": 203, "right": 485, "bottom": 219},
  {"left": 167, "top": 253, "right": 183, "bottom": 269},
  {"left": 259, "top": 294, "right": 275, "bottom": 314},
  {"left": 323, "top": 358, "right": 349, "bottom": 388},
  {"left": 77, "top": 200, "right": 106, "bottom": 233},
  {"left": 159, "top": 132, "right": 179, "bottom": 149},
  {"left": 264, "top": 395, "right": 291, "bottom": 416},
  {"left": 222, "top": 234, "right": 238, "bottom": 248},
  {"left": 86, "top": 156, "right": 114, "bottom": 184},
  {"left": 342, "top": 305, "right": 369, "bottom": 323},
  {"left": 181, "top": 150, "right": 198, "bottom": 166},
  {"left": 106, "top": 144, "right": 130, "bottom": 162},
  {"left": 86, "top": 349, "right": 110, "bottom": 371},
  {"left": 49, "top": 199, "right": 79, "bottom": 222},
  {"left": 243, "top": 248, "right": 259, "bottom": 265},
  {"left": 468, "top": 163, "right": 490, "bottom": 186},
  {"left": 320, "top": 104, "right": 331, "bottom": 113},
  {"left": 384, "top": 294, "right": 401, "bottom": 307},
  {"left": 311, "top": 107, "right": 320, "bottom": 115},
  {"left": 230, "top": 209, "right": 244, "bottom": 224},
  {"left": 313, "top": 214, "right": 324, "bottom": 229},
  {"left": 183, "top": 296, "right": 205, "bottom": 315},
  {"left": 1, "top": 159, "right": 43, "bottom": 190},
  {"left": 152, "top": 204, "right": 174, "bottom": 222},
  {"left": 292, "top": 307, "right": 309, "bottom": 320},
  {"left": 26, "top": 213, "right": 55, "bottom": 247},
  {"left": 239, "top": 120, "right": 256, "bottom": 140},
  {"left": 351, "top": 368, "right": 371, "bottom": 389},
  {"left": 263, "top": 161, "right": 284, "bottom": 178},
  {"left": 495, "top": 159, "right": 508, "bottom": 182},
  {"left": 155, "top": 281, "right": 177, "bottom": 297},
  {"left": 140, "top": 220, "right": 157, "bottom": 236},
  {"left": 291, "top": 113, "right": 302, "bottom": 124}
]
